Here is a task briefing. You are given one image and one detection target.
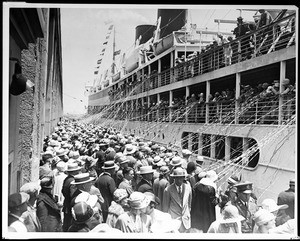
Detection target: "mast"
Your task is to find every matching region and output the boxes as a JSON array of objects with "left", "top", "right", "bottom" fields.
[{"left": 112, "top": 25, "right": 116, "bottom": 75}]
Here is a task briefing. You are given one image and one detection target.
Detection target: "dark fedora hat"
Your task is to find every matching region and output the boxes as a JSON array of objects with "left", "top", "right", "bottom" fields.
[{"left": 72, "top": 201, "right": 94, "bottom": 223}]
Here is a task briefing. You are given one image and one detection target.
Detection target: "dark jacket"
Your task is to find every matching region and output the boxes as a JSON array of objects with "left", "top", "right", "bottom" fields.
[
  {"left": 95, "top": 172, "right": 116, "bottom": 222},
  {"left": 136, "top": 178, "right": 153, "bottom": 193},
  {"left": 36, "top": 190, "right": 62, "bottom": 232}
]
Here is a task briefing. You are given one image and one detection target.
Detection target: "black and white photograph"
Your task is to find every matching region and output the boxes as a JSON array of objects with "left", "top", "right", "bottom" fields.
[{"left": 2, "top": 3, "right": 298, "bottom": 239}]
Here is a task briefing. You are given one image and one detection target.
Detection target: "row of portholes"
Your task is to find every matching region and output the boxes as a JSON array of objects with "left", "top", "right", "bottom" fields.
[{"left": 123, "top": 128, "right": 165, "bottom": 140}]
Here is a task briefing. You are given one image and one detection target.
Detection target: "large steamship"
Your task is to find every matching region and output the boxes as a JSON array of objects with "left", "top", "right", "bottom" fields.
[{"left": 85, "top": 8, "right": 297, "bottom": 202}]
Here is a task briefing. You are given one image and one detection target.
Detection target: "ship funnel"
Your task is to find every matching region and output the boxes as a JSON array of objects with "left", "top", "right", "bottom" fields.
[
  {"left": 157, "top": 9, "right": 188, "bottom": 39},
  {"left": 135, "top": 24, "right": 156, "bottom": 45}
]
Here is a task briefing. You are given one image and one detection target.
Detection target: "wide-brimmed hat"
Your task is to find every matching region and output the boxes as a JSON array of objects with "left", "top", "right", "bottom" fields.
[
  {"left": 137, "top": 166, "right": 154, "bottom": 175},
  {"left": 170, "top": 167, "right": 187, "bottom": 177},
  {"left": 150, "top": 212, "right": 181, "bottom": 233},
  {"left": 72, "top": 201, "right": 94, "bottom": 224},
  {"left": 40, "top": 176, "right": 53, "bottom": 189},
  {"left": 253, "top": 209, "right": 275, "bottom": 227},
  {"left": 152, "top": 156, "right": 161, "bottom": 165},
  {"left": 85, "top": 156, "right": 97, "bottom": 167},
  {"left": 56, "top": 148, "right": 68, "bottom": 157},
  {"left": 75, "top": 191, "right": 98, "bottom": 208},
  {"left": 170, "top": 156, "right": 183, "bottom": 167},
  {"left": 119, "top": 156, "right": 129, "bottom": 165},
  {"left": 71, "top": 173, "right": 95, "bottom": 185},
  {"left": 90, "top": 223, "right": 123, "bottom": 233},
  {"left": 65, "top": 162, "right": 82, "bottom": 172},
  {"left": 123, "top": 144, "right": 137, "bottom": 155},
  {"left": 261, "top": 199, "right": 288, "bottom": 213},
  {"left": 182, "top": 149, "right": 192, "bottom": 156},
  {"left": 219, "top": 204, "right": 245, "bottom": 224},
  {"left": 151, "top": 144, "right": 159, "bottom": 150},
  {"left": 113, "top": 189, "right": 128, "bottom": 202},
  {"left": 128, "top": 192, "right": 150, "bottom": 209},
  {"left": 205, "top": 170, "right": 218, "bottom": 182},
  {"left": 8, "top": 192, "right": 30, "bottom": 209},
  {"left": 102, "top": 161, "right": 118, "bottom": 170},
  {"left": 20, "top": 181, "right": 41, "bottom": 195}
]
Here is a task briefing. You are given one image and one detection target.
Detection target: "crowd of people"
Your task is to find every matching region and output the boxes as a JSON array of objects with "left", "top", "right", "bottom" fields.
[{"left": 8, "top": 118, "right": 295, "bottom": 234}]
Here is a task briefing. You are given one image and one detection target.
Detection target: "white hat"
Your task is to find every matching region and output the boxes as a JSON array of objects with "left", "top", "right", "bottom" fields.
[
  {"left": 150, "top": 212, "right": 181, "bottom": 233},
  {"left": 253, "top": 209, "right": 276, "bottom": 227},
  {"left": 219, "top": 204, "right": 245, "bottom": 224},
  {"left": 75, "top": 191, "right": 98, "bottom": 208},
  {"left": 261, "top": 199, "right": 288, "bottom": 213}
]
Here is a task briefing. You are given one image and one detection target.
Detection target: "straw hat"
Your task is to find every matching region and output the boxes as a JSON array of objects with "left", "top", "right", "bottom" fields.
[
  {"left": 55, "top": 148, "right": 68, "bottom": 157},
  {"left": 102, "top": 161, "right": 118, "bottom": 170},
  {"left": 137, "top": 166, "right": 154, "bottom": 175},
  {"left": 170, "top": 167, "right": 187, "bottom": 177},
  {"left": 123, "top": 144, "right": 137, "bottom": 155},
  {"left": 170, "top": 156, "right": 183, "bottom": 167},
  {"left": 219, "top": 204, "right": 245, "bottom": 224},
  {"left": 71, "top": 173, "right": 95, "bottom": 185},
  {"left": 261, "top": 199, "right": 288, "bottom": 213},
  {"left": 182, "top": 149, "right": 192, "bottom": 156},
  {"left": 128, "top": 192, "right": 150, "bottom": 210},
  {"left": 253, "top": 209, "right": 275, "bottom": 227},
  {"left": 65, "top": 162, "right": 82, "bottom": 172},
  {"left": 205, "top": 170, "right": 218, "bottom": 182}
]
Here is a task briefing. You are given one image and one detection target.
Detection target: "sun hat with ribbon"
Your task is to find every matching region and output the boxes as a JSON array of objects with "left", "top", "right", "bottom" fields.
[
  {"left": 128, "top": 192, "right": 150, "bottom": 210},
  {"left": 219, "top": 204, "right": 245, "bottom": 224},
  {"left": 65, "top": 162, "right": 82, "bottom": 172},
  {"left": 170, "top": 156, "right": 183, "bottom": 167},
  {"left": 113, "top": 189, "right": 128, "bottom": 203}
]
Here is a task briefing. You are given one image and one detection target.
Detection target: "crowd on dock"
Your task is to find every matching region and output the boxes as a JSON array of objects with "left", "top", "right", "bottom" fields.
[{"left": 8, "top": 119, "right": 295, "bottom": 234}]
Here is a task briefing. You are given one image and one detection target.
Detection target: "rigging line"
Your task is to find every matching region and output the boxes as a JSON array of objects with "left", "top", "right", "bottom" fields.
[
  {"left": 203, "top": 9, "right": 216, "bottom": 29},
  {"left": 63, "top": 93, "right": 83, "bottom": 102}
]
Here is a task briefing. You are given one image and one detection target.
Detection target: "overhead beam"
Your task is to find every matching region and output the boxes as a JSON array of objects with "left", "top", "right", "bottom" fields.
[
  {"left": 214, "top": 19, "right": 237, "bottom": 24},
  {"left": 196, "top": 30, "right": 233, "bottom": 35}
]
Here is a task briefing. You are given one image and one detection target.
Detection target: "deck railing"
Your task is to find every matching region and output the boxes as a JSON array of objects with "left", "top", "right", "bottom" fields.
[{"left": 108, "top": 13, "right": 295, "bottom": 100}]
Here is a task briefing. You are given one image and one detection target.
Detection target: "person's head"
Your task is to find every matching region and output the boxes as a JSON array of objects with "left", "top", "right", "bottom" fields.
[
  {"left": 289, "top": 179, "right": 295, "bottom": 191},
  {"left": 261, "top": 198, "right": 288, "bottom": 217},
  {"left": 253, "top": 209, "right": 276, "bottom": 232},
  {"left": 128, "top": 192, "right": 151, "bottom": 215},
  {"left": 235, "top": 182, "right": 253, "bottom": 203},
  {"left": 20, "top": 181, "right": 41, "bottom": 202},
  {"left": 137, "top": 166, "right": 154, "bottom": 182},
  {"left": 186, "top": 161, "right": 196, "bottom": 175},
  {"left": 8, "top": 192, "right": 29, "bottom": 215},
  {"left": 113, "top": 189, "right": 129, "bottom": 207},
  {"left": 258, "top": 9, "right": 265, "bottom": 13},
  {"left": 119, "top": 156, "right": 129, "bottom": 169},
  {"left": 102, "top": 161, "right": 117, "bottom": 174},
  {"left": 273, "top": 80, "right": 279, "bottom": 88},
  {"left": 72, "top": 201, "right": 94, "bottom": 227},
  {"left": 171, "top": 167, "right": 187, "bottom": 186},
  {"left": 123, "top": 166, "right": 134, "bottom": 181},
  {"left": 71, "top": 173, "right": 95, "bottom": 192},
  {"left": 65, "top": 162, "right": 82, "bottom": 176},
  {"left": 41, "top": 153, "right": 53, "bottom": 167},
  {"left": 144, "top": 192, "right": 160, "bottom": 215}
]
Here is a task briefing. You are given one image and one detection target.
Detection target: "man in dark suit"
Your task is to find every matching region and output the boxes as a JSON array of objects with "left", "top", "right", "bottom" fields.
[
  {"left": 93, "top": 143, "right": 108, "bottom": 176},
  {"left": 276, "top": 179, "right": 295, "bottom": 226},
  {"left": 136, "top": 166, "right": 154, "bottom": 193},
  {"left": 94, "top": 161, "right": 117, "bottom": 222},
  {"left": 61, "top": 162, "right": 82, "bottom": 232}
]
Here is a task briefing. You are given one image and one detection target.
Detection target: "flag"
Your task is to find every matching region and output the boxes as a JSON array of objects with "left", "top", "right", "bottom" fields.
[
  {"left": 106, "top": 35, "right": 110, "bottom": 39},
  {"left": 102, "top": 48, "right": 106, "bottom": 52},
  {"left": 114, "top": 50, "right": 121, "bottom": 56},
  {"left": 108, "top": 24, "right": 113, "bottom": 30},
  {"left": 94, "top": 71, "right": 98, "bottom": 74},
  {"left": 97, "top": 59, "right": 102, "bottom": 64},
  {"left": 103, "top": 41, "right": 108, "bottom": 45}
]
